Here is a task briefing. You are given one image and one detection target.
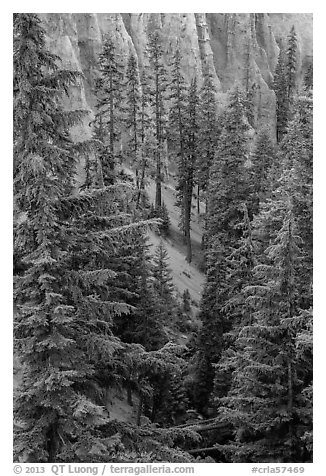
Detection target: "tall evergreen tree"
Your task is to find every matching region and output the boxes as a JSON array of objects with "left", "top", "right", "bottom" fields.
[
  {"left": 194, "top": 87, "right": 252, "bottom": 411},
  {"left": 168, "top": 49, "right": 196, "bottom": 262},
  {"left": 206, "top": 87, "right": 252, "bottom": 245},
  {"left": 215, "top": 89, "right": 313, "bottom": 461},
  {"left": 111, "top": 229, "right": 168, "bottom": 352},
  {"left": 125, "top": 54, "right": 153, "bottom": 208},
  {"left": 286, "top": 26, "right": 298, "bottom": 108},
  {"left": 13, "top": 13, "right": 123, "bottom": 461},
  {"left": 92, "top": 36, "right": 124, "bottom": 184},
  {"left": 152, "top": 240, "right": 174, "bottom": 302},
  {"left": 124, "top": 53, "right": 141, "bottom": 161},
  {"left": 251, "top": 129, "right": 277, "bottom": 204},
  {"left": 14, "top": 15, "right": 190, "bottom": 463},
  {"left": 183, "top": 76, "right": 200, "bottom": 262},
  {"left": 197, "top": 69, "right": 218, "bottom": 200},
  {"left": 273, "top": 28, "right": 298, "bottom": 143},
  {"left": 279, "top": 93, "right": 313, "bottom": 309},
  {"left": 304, "top": 62, "right": 313, "bottom": 92},
  {"left": 211, "top": 204, "right": 256, "bottom": 410},
  {"left": 216, "top": 206, "right": 311, "bottom": 463},
  {"left": 136, "top": 69, "right": 155, "bottom": 205},
  {"left": 147, "top": 32, "right": 168, "bottom": 210},
  {"left": 273, "top": 42, "right": 288, "bottom": 142}
]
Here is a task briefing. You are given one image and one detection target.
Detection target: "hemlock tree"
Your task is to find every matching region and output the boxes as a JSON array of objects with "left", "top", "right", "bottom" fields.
[
  {"left": 124, "top": 53, "right": 141, "bottom": 156},
  {"left": 215, "top": 91, "right": 313, "bottom": 461},
  {"left": 13, "top": 14, "right": 184, "bottom": 463},
  {"left": 216, "top": 207, "right": 311, "bottom": 463},
  {"left": 278, "top": 93, "right": 313, "bottom": 310},
  {"left": 304, "top": 63, "right": 313, "bottom": 92},
  {"left": 206, "top": 87, "right": 252, "bottom": 246},
  {"left": 13, "top": 15, "right": 203, "bottom": 465},
  {"left": 92, "top": 36, "right": 124, "bottom": 184},
  {"left": 13, "top": 13, "right": 123, "bottom": 462},
  {"left": 197, "top": 69, "right": 218, "bottom": 206},
  {"left": 251, "top": 129, "right": 277, "bottom": 204},
  {"left": 144, "top": 343, "right": 190, "bottom": 426},
  {"left": 168, "top": 48, "right": 191, "bottom": 257},
  {"left": 194, "top": 87, "right": 252, "bottom": 412},
  {"left": 286, "top": 26, "right": 298, "bottom": 111},
  {"left": 179, "top": 76, "right": 200, "bottom": 262},
  {"left": 273, "top": 28, "right": 298, "bottom": 143},
  {"left": 124, "top": 53, "right": 143, "bottom": 199},
  {"left": 110, "top": 228, "right": 168, "bottom": 352},
  {"left": 152, "top": 240, "right": 175, "bottom": 302},
  {"left": 134, "top": 69, "right": 156, "bottom": 207},
  {"left": 212, "top": 204, "right": 256, "bottom": 407},
  {"left": 185, "top": 75, "right": 200, "bottom": 210},
  {"left": 243, "top": 36, "right": 257, "bottom": 128},
  {"left": 273, "top": 42, "right": 288, "bottom": 142},
  {"left": 147, "top": 31, "right": 168, "bottom": 210}
]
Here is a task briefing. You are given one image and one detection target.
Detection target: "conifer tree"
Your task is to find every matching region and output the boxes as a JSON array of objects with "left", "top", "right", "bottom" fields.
[
  {"left": 124, "top": 53, "right": 141, "bottom": 159},
  {"left": 212, "top": 204, "right": 256, "bottom": 403},
  {"left": 168, "top": 48, "right": 191, "bottom": 257},
  {"left": 197, "top": 69, "right": 218, "bottom": 199},
  {"left": 147, "top": 32, "right": 168, "bottom": 210},
  {"left": 178, "top": 76, "right": 200, "bottom": 262},
  {"left": 215, "top": 90, "right": 313, "bottom": 460},
  {"left": 13, "top": 13, "right": 123, "bottom": 462},
  {"left": 273, "top": 28, "right": 298, "bottom": 143},
  {"left": 251, "top": 129, "right": 277, "bottom": 203},
  {"left": 273, "top": 42, "right": 288, "bottom": 142},
  {"left": 286, "top": 26, "right": 298, "bottom": 108},
  {"left": 182, "top": 289, "right": 192, "bottom": 315},
  {"left": 279, "top": 93, "right": 313, "bottom": 309},
  {"left": 13, "top": 14, "right": 206, "bottom": 464},
  {"left": 304, "top": 62, "right": 313, "bottom": 91},
  {"left": 148, "top": 345, "right": 190, "bottom": 426},
  {"left": 185, "top": 76, "right": 200, "bottom": 203},
  {"left": 13, "top": 15, "right": 180, "bottom": 463},
  {"left": 216, "top": 207, "right": 311, "bottom": 463},
  {"left": 243, "top": 37, "right": 257, "bottom": 128},
  {"left": 152, "top": 240, "right": 174, "bottom": 301},
  {"left": 135, "top": 69, "right": 155, "bottom": 206},
  {"left": 194, "top": 87, "right": 252, "bottom": 412},
  {"left": 124, "top": 52, "right": 143, "bottom": 199},
  {"left": 110, "top": 229, "right": 168, "bottom": 352},
  {"left": 206, "top": 87, "right": 251, "bottom": 245},
  {"left": 92, "top": 36, "right": 124, "bottom": 184}
]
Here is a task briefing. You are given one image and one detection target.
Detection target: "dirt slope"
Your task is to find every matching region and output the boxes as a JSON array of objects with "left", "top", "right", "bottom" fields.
[
  {"left": 146, "top": 180, "right": 205, "bottom": 304},
  {"left": 122, "top": 166, "right": 206, "bottom": 305}
]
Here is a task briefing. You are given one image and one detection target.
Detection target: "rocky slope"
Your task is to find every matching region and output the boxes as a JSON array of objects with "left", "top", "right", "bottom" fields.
[
  {"left": 39, "top": 13, "right": 312, "bottom": 170},
  {"left": 36, "top": 11, "right": 313, "bottom": 258}
]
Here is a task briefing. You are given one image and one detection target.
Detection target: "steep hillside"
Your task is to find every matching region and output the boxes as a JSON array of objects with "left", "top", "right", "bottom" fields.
[{"left": 121, "top": 166, "right": 205, "bottom": 305}]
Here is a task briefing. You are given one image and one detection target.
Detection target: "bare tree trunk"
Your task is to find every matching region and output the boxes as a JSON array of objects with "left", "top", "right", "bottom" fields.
[
  {"left": 287, "top": 359, "right": 294, "bottom": 453},
  {"left": 155, "top": 149, "right": 162, "bottom": 209},
  {"left": 136, "top": 394, "right": 143, "bottom": 426},
  {"left": 46, "top": 421, "right": 59, "bottom": 463},
  {"left": 109, "top": 74, "right": 114, "bottom": 158},
  {"left": 197, "top": 184, "right": 200, "bottom": 215},
  {"left": 185, "top": 182, "right": 193, "bottom": 263},
  {"left": 127, "top": 384, "right": 133, "bottom": 407}
]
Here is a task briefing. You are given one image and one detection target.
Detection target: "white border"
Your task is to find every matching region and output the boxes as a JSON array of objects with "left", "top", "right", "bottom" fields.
[{"left": 2, "top": 4, "right": 323, "bottom": 474}]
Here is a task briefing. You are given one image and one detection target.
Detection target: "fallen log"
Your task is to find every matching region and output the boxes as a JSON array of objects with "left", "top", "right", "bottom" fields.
[
  {"left": 169, "top": 418, "right": 221, "bottom": 429},
  {"left": 188, "top": 446, "right": 221, "bottom": 455}
]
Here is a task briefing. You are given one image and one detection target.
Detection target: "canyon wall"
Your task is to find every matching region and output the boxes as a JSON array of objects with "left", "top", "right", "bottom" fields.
[{"left": 38, "top": 13, "right": 313, "bottom": 163}]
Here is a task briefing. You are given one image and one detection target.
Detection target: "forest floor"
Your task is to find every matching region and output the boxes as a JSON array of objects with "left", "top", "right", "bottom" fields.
[{"left": 122, "top": 166, "right": 206, "bottom": 306}]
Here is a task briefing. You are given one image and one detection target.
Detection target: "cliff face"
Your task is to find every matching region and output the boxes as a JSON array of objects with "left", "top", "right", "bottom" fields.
[{"left": 39, "top": 13, "right": 313, "bottom": 142}]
